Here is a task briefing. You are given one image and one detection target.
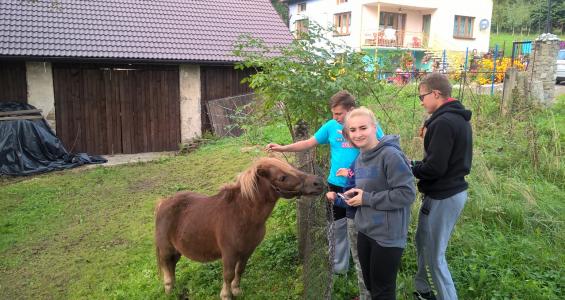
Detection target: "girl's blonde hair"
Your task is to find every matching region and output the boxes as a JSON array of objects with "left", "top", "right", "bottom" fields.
[
  {"left": 344, "top": 106, "right": 377, "bottom": 126},
  {"left": 343, "top": 107, "right": 378, "bottom": 142}
]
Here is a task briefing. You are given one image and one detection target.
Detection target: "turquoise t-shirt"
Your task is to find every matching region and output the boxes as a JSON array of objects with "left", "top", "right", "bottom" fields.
[{"left": 314, "top": 120, "right": 384, "bottom": 187}]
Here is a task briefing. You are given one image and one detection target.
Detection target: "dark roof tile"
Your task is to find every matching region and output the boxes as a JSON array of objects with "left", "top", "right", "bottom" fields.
[{"left": 0, "top": 0, "right": 292, "bottom": 62}]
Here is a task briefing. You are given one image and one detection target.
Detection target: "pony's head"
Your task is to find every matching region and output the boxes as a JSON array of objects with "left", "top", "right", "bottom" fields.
[{"left": 238, "top": 157, "right": 324, "bottom": 201}]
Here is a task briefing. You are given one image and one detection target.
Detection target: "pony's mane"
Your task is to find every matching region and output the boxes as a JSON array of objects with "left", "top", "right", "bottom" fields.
[{"left": 225, "top": 157, "right": 297, "bottom": 201}]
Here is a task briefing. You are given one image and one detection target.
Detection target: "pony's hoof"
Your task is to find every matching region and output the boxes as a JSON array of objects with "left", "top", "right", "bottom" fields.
[
  {"left": 164, "top": 284, "right": 173, "bottom": 295},
  {"left": 231, "top": 287, "right": 242, "bottom": 297},
  {"left": 220, "top": 289, "right": 232, "bottom": 300}
]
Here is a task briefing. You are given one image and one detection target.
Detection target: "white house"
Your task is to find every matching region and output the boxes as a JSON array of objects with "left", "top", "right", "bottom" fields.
[{"left": 288, "top": 0, "right": 493, "bottom": 54}]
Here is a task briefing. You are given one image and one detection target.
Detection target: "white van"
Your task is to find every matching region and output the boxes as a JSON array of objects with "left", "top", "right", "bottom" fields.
[{"left": 557, "top": 49, "right": 565, "bottom": 84}]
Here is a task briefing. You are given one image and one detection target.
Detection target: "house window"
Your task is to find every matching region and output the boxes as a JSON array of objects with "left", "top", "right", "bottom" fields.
[
  {"left": 337, "top": 0, "right": 348, "bottom": 4},
  {"left": 295, "top": 19, "right": 309, "bottom": 37},
  {"left": 453, "top": 15, "right": 475, "bottom": 38},
  {"left": 379, "top": 12, "right": 406, "bottom": 30},
  {"left": 334, "top": 12, "right": 351, "bottom": 35},
  {"left": 297, "top": 2, "right": 306, "bottom": 13}
]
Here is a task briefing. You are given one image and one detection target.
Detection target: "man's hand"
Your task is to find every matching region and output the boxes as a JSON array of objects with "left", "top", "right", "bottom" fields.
[
  {"left": 265, "top": 143, "right": 284, "bottom": 152},
  {"left": 326, "top": 191, "right": 336, "bottom": 203},
  {"left": 344, "top": 188, "right": 363, "bottom": 207}
]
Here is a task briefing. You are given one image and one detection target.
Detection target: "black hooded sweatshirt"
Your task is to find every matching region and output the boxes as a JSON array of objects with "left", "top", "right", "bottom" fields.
[{"left": 412, "top": 100, "right": 473, "bottom": 199}]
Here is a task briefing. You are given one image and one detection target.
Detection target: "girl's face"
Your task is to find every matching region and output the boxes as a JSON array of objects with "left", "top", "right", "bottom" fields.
[{"left": 346, "top": 115, "right": 378, "bottom": 151}]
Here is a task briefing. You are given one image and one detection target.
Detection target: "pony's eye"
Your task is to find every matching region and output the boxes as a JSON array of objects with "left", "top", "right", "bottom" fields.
[{"left": 279, "top": 175, "right": 287, "bottom": 182}]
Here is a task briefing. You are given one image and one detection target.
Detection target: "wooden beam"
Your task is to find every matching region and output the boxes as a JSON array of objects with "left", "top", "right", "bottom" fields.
[
  {"left": 0, "top": 115, "right": 44, "bottom": 121},
  {"left": 0, "top": 109, "right": 42, "bottom": 117}
]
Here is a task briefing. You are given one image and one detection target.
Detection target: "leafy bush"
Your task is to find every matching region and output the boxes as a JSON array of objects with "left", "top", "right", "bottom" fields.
[{"left": 234, "top": 23, "right": 385, "bottom": 141}]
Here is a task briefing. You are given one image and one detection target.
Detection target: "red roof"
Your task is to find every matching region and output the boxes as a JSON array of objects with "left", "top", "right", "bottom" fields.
[{"left": 0, "top": 0, "right": 292, "bottom": 63}]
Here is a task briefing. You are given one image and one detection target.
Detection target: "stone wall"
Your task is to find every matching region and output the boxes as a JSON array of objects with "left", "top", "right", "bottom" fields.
[
  {"left": 527, "top": 34, "right": 561, "bottom": 106},
  {"left": 179, "top": 65, "right": 202, "bottom": 141},
  {"left": 26, "top": 62, "right": 56, "bottom": 131}
]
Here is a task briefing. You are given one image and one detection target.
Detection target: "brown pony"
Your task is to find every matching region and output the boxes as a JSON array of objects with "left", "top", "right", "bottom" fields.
[{"left": 154, "top": 157, "right": 324, "bottom": 299}]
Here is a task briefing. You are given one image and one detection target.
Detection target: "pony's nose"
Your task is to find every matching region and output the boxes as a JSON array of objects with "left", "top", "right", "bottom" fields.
[{"left": 313, "top": 177, "right": 324, "bottom": 188}]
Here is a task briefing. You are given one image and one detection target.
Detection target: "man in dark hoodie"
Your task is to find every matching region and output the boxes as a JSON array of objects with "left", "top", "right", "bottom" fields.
[{"left": 411, "top": 73, "right": 473, "bottom": 300}]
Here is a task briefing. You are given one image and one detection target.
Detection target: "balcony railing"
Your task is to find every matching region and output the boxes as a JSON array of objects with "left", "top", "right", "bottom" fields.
[{"left": 363, "top": 29, "right": 429, "bottom": 48}]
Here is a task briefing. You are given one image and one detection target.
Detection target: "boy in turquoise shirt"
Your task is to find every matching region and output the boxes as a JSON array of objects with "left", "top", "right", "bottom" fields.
[{"left": 266, "top": 91, "right": 383, "bottom": 300}]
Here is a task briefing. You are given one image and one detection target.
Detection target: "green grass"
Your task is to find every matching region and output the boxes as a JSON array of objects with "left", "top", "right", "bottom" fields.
[
  {"left": 1, "top": 89, "right": 564, "bottom": 299},
  {"left": 0, "top": 138, "right": 300, "bottom": 299},
  {"left": 489, "top": 32, "right": 565, "bottom": 57}
]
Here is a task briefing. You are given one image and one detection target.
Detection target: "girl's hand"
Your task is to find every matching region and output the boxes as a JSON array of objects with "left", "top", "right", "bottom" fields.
[
  {"left": 326, "top": 191, "right": 336, "bottom": 203},
  {"left": 344, "top": 188, "right": 363, "bottom": 207}
]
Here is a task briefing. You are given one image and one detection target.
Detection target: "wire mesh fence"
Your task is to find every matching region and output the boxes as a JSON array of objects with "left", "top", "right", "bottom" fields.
[
  {"left": 202, "top": 50, "right": 547, "bottom": 297},
  {"left": 206, "top": 93, "right": 257, "bottom": 137}
]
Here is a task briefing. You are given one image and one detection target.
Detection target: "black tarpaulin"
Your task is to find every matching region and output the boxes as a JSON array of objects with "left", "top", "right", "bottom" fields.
[{"left": 0, "top": 102, "right": 106, "bottom": 176}]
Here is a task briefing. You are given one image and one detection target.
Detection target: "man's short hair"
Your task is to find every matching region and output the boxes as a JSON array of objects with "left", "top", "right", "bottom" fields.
[
  {"left": 330, "top": 90, "right": 356, "bottom": 109},
  {"left": 419, "top": 73, "right": 452, "bottom": 98}
]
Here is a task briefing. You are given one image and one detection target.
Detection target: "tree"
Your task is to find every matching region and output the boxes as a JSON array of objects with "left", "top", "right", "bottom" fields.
[
  {"left": 271, "top": 0, "right": 289, "bottom": 27},
  {"left": 492, "top": 0, "right": 565, "bottom": 34},
  {"left": 233, "top": 23, "right": 384, "bottom": 141}
]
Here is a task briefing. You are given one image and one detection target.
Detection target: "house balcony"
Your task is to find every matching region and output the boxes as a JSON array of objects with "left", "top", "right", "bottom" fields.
[
  {"left": 360, "top": 2, "right": 436, "bottom": 49},
  {"left": 363, "top": 29, "right": 429, "bottom": 49}
]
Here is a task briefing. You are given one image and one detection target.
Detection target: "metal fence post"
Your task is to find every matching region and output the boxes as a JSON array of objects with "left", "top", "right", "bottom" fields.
[
  {"left": 442, "top": 49, "right": 447, "bottom": 73},
  {"left": 459, "top": 47, "right": 469, "bottom": 101},
  {"left": 491, "top": 44, "right": 498, "bottom": 96}
]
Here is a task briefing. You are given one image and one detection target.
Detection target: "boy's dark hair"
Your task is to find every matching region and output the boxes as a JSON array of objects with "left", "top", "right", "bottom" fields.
[
  {"left": 419, "top": 72, "right": 452, "bottom": 97},
  {"left": 330, "top": 90, "right": 356, "bottom": 109}
]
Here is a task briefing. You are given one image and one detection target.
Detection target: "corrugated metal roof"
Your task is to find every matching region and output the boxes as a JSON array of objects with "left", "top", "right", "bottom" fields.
[{"left": 0, "top": 0, "right": 292, "bottom": 63}]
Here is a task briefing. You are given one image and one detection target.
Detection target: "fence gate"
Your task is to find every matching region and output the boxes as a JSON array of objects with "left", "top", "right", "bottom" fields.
[{"left": 511, "top": 41, "right": 533, "bottom": 67}]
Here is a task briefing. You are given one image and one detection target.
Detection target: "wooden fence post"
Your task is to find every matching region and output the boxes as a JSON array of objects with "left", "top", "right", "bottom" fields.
[
  {"left": 501, "top": 68, "right": 517, "bottom": 116},
  {"left": 294, "top": 120, "right": 313, "bottom": 260}
]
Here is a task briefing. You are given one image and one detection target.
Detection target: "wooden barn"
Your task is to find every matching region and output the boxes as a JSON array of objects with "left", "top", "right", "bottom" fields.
[{"left": 0, "top": 0, "right": 291, "bottom": 155}]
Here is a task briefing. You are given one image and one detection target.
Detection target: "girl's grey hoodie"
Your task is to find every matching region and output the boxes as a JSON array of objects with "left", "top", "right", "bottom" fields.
[{"left": 354, "top": 135, "right": 416, "bottom": 248}]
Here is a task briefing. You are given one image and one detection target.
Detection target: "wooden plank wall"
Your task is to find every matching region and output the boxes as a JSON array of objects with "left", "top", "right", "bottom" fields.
[
  {"left": 53, "top": 64, "right": 180, "bottom": 155},
  {"left": 0, "top": 61, "right": 27, "bottom": 103},
  {"left": 200, "top": 66, "right": 254, "bottom": 132}
]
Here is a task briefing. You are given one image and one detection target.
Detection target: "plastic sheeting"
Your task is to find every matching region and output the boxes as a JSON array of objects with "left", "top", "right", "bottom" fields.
[{"left": 0, "top": 102, "right": 106, "bottom": 176}]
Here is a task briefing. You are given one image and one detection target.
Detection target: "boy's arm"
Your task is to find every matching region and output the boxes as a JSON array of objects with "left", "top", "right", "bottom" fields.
[{"left": 412, "top": 121, "right": 454, "bottom": 180}]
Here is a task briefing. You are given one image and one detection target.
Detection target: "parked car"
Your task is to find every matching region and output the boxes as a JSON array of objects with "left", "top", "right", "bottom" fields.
[{"left": 557, "top": 49, "right": 565, "bottom": 84}]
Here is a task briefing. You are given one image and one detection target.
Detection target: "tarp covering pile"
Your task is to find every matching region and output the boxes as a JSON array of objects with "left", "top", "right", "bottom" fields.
[{"left": 0, "top": 102, "right": 106, "bottom": 176}]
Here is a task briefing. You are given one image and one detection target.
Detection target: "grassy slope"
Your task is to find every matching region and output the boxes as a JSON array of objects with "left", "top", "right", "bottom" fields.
[
  {"left": 489, "top": 32, "right": 565, "bottom": 56},
  {"left": 1, "top": 90, "right": 563, "bottom": 299},
  {"left": 363, "top": 87, "right": 564, "bottom": 299},
  {"left": 0, "top": 140, "right": 302, "bottom": 299}
]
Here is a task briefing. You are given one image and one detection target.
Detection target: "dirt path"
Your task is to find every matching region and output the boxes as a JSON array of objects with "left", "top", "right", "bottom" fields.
[{"left": 556, "top": 82, "right": 565, "bottom": 97}]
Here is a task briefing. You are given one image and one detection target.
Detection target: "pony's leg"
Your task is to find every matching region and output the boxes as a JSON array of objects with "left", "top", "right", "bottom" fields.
[
  {"left": 220, "top": 255, "right": 237, "bottom": 300},
  {"left": 158, "top": 246, "right": 181, "bottom": 295},
  {"left": 231, "top": 256, "right": 250, "bottom": 297}
]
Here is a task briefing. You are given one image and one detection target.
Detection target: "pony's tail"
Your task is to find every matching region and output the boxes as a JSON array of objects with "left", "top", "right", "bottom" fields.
[
  {"left": 155, "top": 198, "right": 164, "bottom": 277},
  {"left": 156, "top": 244, "right": 162, "bottom": 277}
]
